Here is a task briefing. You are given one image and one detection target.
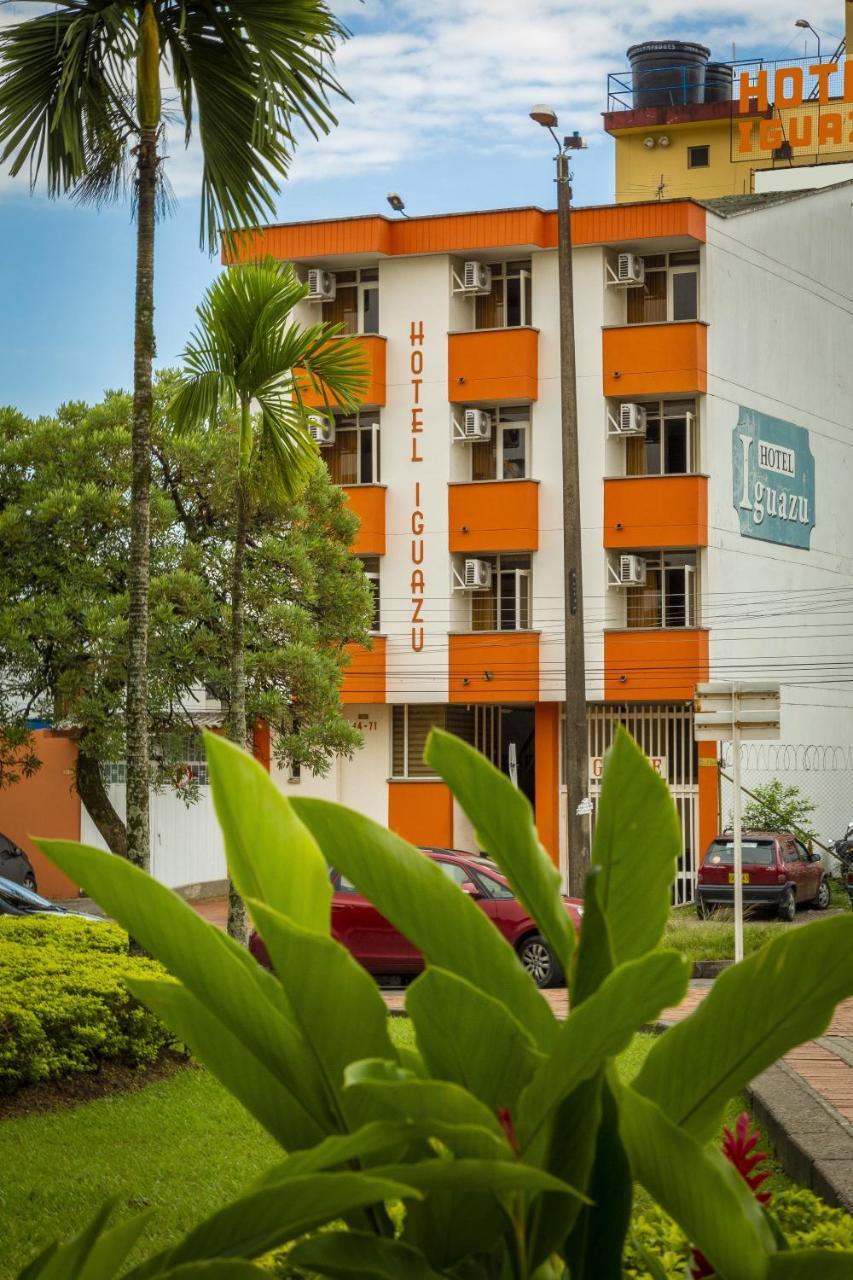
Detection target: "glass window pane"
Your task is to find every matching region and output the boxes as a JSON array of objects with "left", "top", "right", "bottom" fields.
[
  {"left": 327, "top": 430, "right": 358, "bottom": 485},
  {"left": 506, "top": 277, "right": 522, "bottom": 328},
  {"left": 359, "top": 428, "right": 374, "bottom": 483},
  {"left": 627, "top": 567, "right": 662, "bottom": 628},
  {"left": 475, "top": 282, "right": 502, "bottom": 329},
  {"left": 471, "top": 437, "right": 496, "bottom": 481},
  {"left": 436, "top": 861, "right": 470, "bottom": 887},
  {"left": 362, "top": 286, "right": 379, "bottom": 334},
  {"left": 644, "top": 420, "right": 662, "bottom": 475},
  {"left": 672, "top": 271, "right": 698, "bottom": 321},
  {"left": 472, "top": 577, "right": 497, "bottom": 630},
  {"left": 518, "top": 572, "right": 530, "bottom": 629},
  {"left": 501, "top": 427, "right": 526, "bottom": 479},
  {"left": 499, "top": 571, "right": 517, "bottom": 630},
  {"left": 664, "top": 566, "right": 687, "bottom": 627},
  {"left": 627, "top": 270, "right": 666, "bottom": 324},
  {"left": 664, "top": 418, "right": 688, "bottom": 473},
  {"left": 391, "top": 705, "right": 406, "bottom": 777},
  {"left": 323, "top": 286, "right": 358, "bottom": 333}
]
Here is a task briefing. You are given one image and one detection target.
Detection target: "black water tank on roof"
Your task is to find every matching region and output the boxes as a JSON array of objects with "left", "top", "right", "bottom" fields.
[
  {"left": 704, "top": 62, "right": 733, "bottom": 103},
  {"left": 627, "top": 40, "right": 711, "bottom": 109}
]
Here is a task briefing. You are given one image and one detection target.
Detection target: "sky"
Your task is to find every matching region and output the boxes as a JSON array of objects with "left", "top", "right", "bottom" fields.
[{"left": 0, "top": 0, "right": 845, "bottom": 417}]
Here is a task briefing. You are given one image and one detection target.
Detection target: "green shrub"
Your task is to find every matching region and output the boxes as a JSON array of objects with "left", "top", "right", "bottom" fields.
[{"left": 0, "top": 916, "right": 178, "bottom": 1093}]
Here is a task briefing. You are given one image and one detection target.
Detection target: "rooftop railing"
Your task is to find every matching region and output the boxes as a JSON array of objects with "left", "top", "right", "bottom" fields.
[{"left": 607, "top": 53, "right": 848, "bottom": 114}]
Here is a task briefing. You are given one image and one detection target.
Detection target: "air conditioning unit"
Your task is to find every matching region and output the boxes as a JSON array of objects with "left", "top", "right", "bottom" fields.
[
  {"left": 308, "top": 417, "right": 336, "bottom": 447},
  {"left": 463, "top": 409, "right": 492, "bottom": 441},
  {"left": 306, "top": 268, "right": 336, "bottom": 301},
  {"left": 616, "top": 253, "right": 645, "bottom": 287},
  {"left": 619, "top": 554, "right": 647, "bottom": 586},
  {"left": 462, "top": 261, "right": 492, "bottom": 294},
  {"left": 618, "top": 402, "right": 647, "bottom": 436},
  {"left": 463, "top": 558, "right": 493, "bottom": 590}
]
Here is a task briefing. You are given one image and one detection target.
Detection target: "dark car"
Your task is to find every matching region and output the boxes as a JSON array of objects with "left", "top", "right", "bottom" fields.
[
  {"left": 696, "top": 831, "right": 829, "bottom": 921},
  {"left": 0, "top": 876, "right": 102, "bottom": 920},
  {"left": 0, "top": 832, "right": 36, "bottom": 891},
  {"left": 250, "top": 847, "right": 583, "bottom": 988}
]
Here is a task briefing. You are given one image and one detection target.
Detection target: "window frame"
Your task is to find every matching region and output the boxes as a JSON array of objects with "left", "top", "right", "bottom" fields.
[
  {"left": 469, "top": 406, "right": 531, "bottom": 481},
  {"left": 321, "top": 267, "right": 379, "bottom": 335},
  {"left": 624, "top": 399, "right": 698, "bottom": 477},
  {"left": 359, "top": 555, "right": 381, "bottom": 633},
  {"left": 327, "top": 412, "right": 380, "bottom": 486},
  {"left": 468, "top": 553, "right": 532, "bottom": 633},
  {"left": 624, "top": 550, "right": 699, "bottom": 630},
  {"left": 687, "top": 144, "right": 710, "bottom": 168},
  {"left": 391, "top": 705, "right": 476, "bottom": 779},
  {"left": 626, "top": 251, "right": 700, "bottom": 326},
  {"left": 474, "top": 259, "right": 532, "bottom": 331}
]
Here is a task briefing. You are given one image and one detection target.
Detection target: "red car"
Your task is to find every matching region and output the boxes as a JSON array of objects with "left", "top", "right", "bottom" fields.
[
  {"left": 249, "top": 847, "right": 583, "bottom": 988},
  {"left": 696, "top": 831, "right": 830, "bottom": 921}
]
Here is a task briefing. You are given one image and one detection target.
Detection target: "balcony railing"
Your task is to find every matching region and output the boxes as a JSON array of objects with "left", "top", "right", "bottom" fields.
[
  {"left": 341, "top": 484, "right": 386, "bottom": 556},
  {"left": 302, "top": 334, "right": 387, "bottom": 409},
  {"left": 448, "top": 631, "right": 539, "bottom": 703},
  {"left": 604, "top": 628, "right": 708, "bottom": 702},
  {"left": 603, "top": 475, "right": 708, "bottom": 550},
  {"left": 448, "top": 328, "right": 538, "bottom": 403},
  {"left": 448, "top": 479, "right": 539, "bottom": 554},
  {"left": 603, "top": 321, "right": 707, "bottom": 399}
]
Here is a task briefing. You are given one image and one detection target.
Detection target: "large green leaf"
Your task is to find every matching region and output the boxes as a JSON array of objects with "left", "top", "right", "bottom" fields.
[
  {"left": 343, "top": 1060, "right": 507, "bottom": 1142},
  {"left": 17, "top": 1201, "right": 134, "bottom": 1280},
  {"left": 405, "top": 966, "right": 545, "bottom": 1109},
  {"left": 157, "top": 1266, "right": 270, "bottom": 1279},
  {"left": 617, "top": 1083, "right": 775, "bottom": 1280},
  {"left": 561, "top": 1076, "right": 632, "bottom": 1280},
  {"left": 205, "top": 733, "right": 332, "bottom": 933},
  {"left": 78, "top": 1211, "right": 153, "bottom": 1280},
  {"left": 425, "top": 728, "right": 575, "bottom": 975},
  {"left": 36, "top": 837, "right": 325, "bottom": 1145},
  {"left": 251, "top": 1122, "right": 434, "bottom": 1191},
  {"left": 125, "top": 1174, "right": 421, "bottom": 1280},
  {"left": 289, "top": 1232, "right": 444, "bottom": 1280},
  {"left": 290, "top": 796, "right": 558, "bottom": 1049},
  {"left": 247, "top": 899, "right": 397, "bottom": 1121},
  {"left": 634, "top": 915, "right": 853, "bottom": 1143},
  {"left": 569, "top": 868, "right": 615, "bottom": 1005},
  {"left": 592, "top": 728, "right": 681, "bottom": 966},
  {"left": 369, "top": 1160, "right": 587, "bottom": 1199},
  {"left": 517, "top": 949, "right": 688, "bottom": 1149},
  {"left": 767, "top": 1253, "right": 853, "bottom": 1278}
]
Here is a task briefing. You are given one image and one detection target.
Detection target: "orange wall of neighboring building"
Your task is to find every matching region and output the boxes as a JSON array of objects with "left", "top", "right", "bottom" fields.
[
  {"left": 602, "top": 321, "right": 708, "bottom": 399},
  {"left": 388, "top": 782, "right": 454, "bottom": 847},
  {"left": 697, "top": 740, "right": 720, "bottom": 861},
  {"left": 302, "top": 335, "right": 386, "bottom": 409},
  {"left": 0, "top": 731, "right": 80, "bottom": 899},
  {"left": 449, "top": 632, "right": 539, "bottom": 703},
  {"left": 342, "top": 484, "right": 386, "bottom": 555},
  {"left": 534, "top": 703, "right": 560, "bottom": 867},
  {"left": 448, "top": 480, "right": 539, "bottom": 554},
  {"left": 604, "top": 629, "right": 709, "bottom": 702},
  {"left": 341, "top": 637, "right": 386, "bottom": 704},
  {"left": 603, "top": 475, "right": 708, "bottom": 549},
  {"left": 448, "top": 328, "right": 539, "bottom": 404}
]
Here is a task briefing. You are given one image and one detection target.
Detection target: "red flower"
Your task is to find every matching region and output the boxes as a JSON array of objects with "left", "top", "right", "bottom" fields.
[{"left": 690, "top": 1112, "right": 772, "bottom": 1278}]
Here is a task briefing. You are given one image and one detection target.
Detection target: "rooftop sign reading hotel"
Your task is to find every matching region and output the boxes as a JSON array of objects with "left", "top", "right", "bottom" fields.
[{"left": 735, "top": 62, "right": 853, "bottom": 157}]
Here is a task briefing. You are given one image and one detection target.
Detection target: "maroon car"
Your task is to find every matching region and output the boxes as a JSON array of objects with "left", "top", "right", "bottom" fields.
[
  {"left": 249, "top": 847, "right": 583, "bottom": 988},
  {"left": 696, "top": 831, "right": 830, "bottom": 921}
]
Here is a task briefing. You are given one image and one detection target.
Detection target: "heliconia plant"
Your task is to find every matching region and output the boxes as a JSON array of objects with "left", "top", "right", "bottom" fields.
[{"left": 22, "top": 727, "right": 853, "bottom": 1278}]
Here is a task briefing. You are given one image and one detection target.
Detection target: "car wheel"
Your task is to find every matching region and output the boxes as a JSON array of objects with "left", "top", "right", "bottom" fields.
[
  {"left": 517, "top": 934, "right": 560, "bottom": 988},
  {"left": 778, "top": 888, "right": 796, "bottom": 923},
  {"left": 813, "top": 878, "right": 830, "bottom": 911},
  {"left": 22, "top": 874, "right": 36, "bottom": 892}
]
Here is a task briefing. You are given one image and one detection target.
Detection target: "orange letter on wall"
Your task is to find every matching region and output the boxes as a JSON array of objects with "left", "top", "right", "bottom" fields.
[
  {"left": 739, "top": 69, "right": 768, "bottom": 112},
  {"left": 759, "top": 118, "right": 784, "bottom": 150},
  {"left": 818, "top": 112, "right": 843, "bottom": 145}
]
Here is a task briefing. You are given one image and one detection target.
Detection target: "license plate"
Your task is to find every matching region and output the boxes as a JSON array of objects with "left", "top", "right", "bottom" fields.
[{"left": 728, "top": 873, "right": 749, "bottom": 884}]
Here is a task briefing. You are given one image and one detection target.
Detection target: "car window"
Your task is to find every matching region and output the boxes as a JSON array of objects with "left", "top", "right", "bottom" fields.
[
  {"left": 337, "top": 874, "right": 359, "bottom": 895},
  {"left": 435, "top": 861, "right": 471, "bottom": 888},
  {"left": 781, "top": 841, "right": 799, "bottom": 864},
  {"left": 794, "top": 841, "right": 810, "bottom": 861},
  {"left": 0, "top": 878, "right": 56, "bottom": 909},
  {"left": 705, "top": 840, "right": 775, "bottom": 867},
  {"left": 474, "top": 869, "right": 515, "bottom": 901}
]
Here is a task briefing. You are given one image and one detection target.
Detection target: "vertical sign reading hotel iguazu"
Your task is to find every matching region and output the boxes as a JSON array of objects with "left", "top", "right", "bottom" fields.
[
  {"left": 410, "top": 321, "right": 425, "bottom": 652},
  {"left": 733, "top": 408, "right": 815, "bottom": 550}
]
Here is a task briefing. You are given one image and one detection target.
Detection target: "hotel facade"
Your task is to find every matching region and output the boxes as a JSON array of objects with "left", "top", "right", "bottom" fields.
[{"left": 230, "top": 182, "right": 853, "bottom": 900}]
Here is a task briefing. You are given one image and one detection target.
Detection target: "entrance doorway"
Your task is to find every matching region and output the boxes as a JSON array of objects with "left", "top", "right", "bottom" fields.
[{"left": 474, "top": 705, "right": 536, "bottom": 809}]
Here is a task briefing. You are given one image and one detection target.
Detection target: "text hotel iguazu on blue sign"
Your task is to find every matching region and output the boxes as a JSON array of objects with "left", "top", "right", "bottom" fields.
[{"left": 732, "top": 408, "right": 815, "bottom": 550}]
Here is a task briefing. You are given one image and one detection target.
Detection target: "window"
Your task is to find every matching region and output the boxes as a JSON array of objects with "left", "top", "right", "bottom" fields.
[
  {"left": 782, "top": 841, "right": 800, "bottom": 864},
  {"left": 435, "top": 860, "right": 472, "bottom": 888},
  {"left": 706, "top": 840, "right": 775, "bottom": 867},
  {"left": 475, "top": 260, "right": 532, "bottom": 329},
  {"left": 469, "top": 554, "right": 531, "bottom": 632},
  {"left": 470, "top": 407, "right": 530, "bottom": 480},
  {"left": 392, "top": 705, "right": 475, "bottom": 778},
  {"left": 625, "top": 552, "right": 698, "bottom": 629},
  {"left": 687, "top": 145, "right": 709, "bottom": 168},
  {"left": 321, "top": 267, "right": 379, "bottom": 335},
  {"left": 475, "top": 867, "right": 515, "bottom": 900},
  {"left": 360, "top": 556, "right": 381, "bottom": 632},
  {"left": 626, "top": 251, "right": 699, "bottom": 325},
  {"left": 625, "top": 400, "right": 697, "bottom": 476},
  {"left": 325, "top": 412, "right": 380, "bottom": 485}
]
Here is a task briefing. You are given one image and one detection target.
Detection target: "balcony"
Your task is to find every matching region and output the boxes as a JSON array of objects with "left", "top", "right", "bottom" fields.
[
  {"left": 603, "top": 475, "right": 708, "bottom": 550},
  {"left": 604, "top": 628, "right": 709, "bottom": 702},
  {"left": 602, "top": 321, "right": 707, "bottom": 399},
  {"left": 449, "top": 631, "right": 539, "bottom": 703},
  {"left": 448, "top": 480, "right": 539, "bottom": 554},
  {"left": 302, "top": 334, "right": 387, "bottom": 409},
  {"left": 341, "top": 636, "right": 385, "bottom": 704},
  {"left": 448, "top": 328, "right": 538, "bottom": 404},
  {"left": 341, "top": 484, "right": 386, "bottom": 555}
]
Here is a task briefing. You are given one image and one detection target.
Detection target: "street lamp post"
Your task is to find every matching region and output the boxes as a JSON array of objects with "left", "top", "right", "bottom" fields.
[
  {"left": 530, "top": 107, "right": 590, "bottom": 894},
  {"left": 795, "top": 18, "right": 822, "bottom": 60}
]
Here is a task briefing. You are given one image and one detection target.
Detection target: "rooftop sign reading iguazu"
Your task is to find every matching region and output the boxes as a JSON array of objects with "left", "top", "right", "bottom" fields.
[
  {"left": 733, "top": 408, "right": 815, "bottom": 549},
  {"left": 734, "top": 62, "right": 853, "bottom": 159}
]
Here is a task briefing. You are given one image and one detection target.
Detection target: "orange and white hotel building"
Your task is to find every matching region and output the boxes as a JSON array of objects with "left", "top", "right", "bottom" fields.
[{"left": 231, "top": 183, "right": 853, "bottom": 900}]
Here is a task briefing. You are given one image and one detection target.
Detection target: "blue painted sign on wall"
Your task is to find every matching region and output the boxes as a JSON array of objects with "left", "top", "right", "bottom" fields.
[{"left": 732, "top": 408, "right": 815, "bottom": 550}]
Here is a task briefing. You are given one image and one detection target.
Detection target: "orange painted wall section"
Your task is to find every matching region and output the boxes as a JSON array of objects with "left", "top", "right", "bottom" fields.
[
  {"left": 388, "top": 782, "right": 454, "bottom": 847},
  {"left": 534, "top": 703, "right": 560, "bottom": 867},
  {"left": 252, "top": 720, "right": 271, "bottom": 772},
  {"left": 341, "top": 637, "right": 386, "bottom": 704},
  {"left": 302, "top": 335, "right": 386, "bottom": 409},
  {"left": 0, "top": 731, "right": 80, "bottom": 899},
  {"left": 604, "top": 629, "right": 709, "bottom": 702},
  {"left": 602, "top": 322, "right": 708, "bottom": 399},
  {"left": 342, "top": 484, "right": 386, "bottom": 555},
  {"left": 603, "top": 475, "right": 708, "bottom": 549},
  {"left": 449, "top": 480, "right": 539, "bottom": 553},
  {"left": 226, "top": 201, "right": 705, "bottom": 263},
  {"left": 697, "top": 740, "right": 720, "bottom": 861},
  {"left": 448, "top": 632, "right": 539, "bottom": 703},
  {"left": 448, "top": 329, "right": 539, "bottom": 404}
]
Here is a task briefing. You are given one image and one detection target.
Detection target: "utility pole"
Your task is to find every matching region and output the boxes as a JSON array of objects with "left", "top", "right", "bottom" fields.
[{"left": 531, "top": 109, "right": 590, "bottom": 893}]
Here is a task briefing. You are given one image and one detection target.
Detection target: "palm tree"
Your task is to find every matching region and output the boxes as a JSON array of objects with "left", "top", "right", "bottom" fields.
[
  {"left": 168, "top": 258, "right": 367, "bottom": 938},
  {"left": 0, "top": 1, "right": 348, "bottom": 878}
]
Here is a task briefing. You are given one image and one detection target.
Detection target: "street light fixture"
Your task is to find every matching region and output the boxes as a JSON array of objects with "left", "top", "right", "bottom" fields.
[
  {"left": 529, "top": 104, "right": 590, "bottom": 895},
  {"left": 386, "top": 192, "right": 409, "bottom": 217},
  {"left": 795, "top": 18, "right": 822, "bottom": 60}
]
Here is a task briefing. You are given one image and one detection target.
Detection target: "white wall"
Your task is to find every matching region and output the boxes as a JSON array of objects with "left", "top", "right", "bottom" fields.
[{"left": 81, "top": 786, "right": 227, "bottom": 889}]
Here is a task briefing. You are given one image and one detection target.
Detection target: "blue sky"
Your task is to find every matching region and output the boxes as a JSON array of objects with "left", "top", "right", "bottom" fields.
[{"left": 0, "top": 0, "right": 843, "bottom": 417}]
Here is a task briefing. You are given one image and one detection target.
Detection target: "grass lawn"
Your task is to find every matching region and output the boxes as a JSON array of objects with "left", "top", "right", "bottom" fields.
[{"left": 0, "top": 1022, "right": 791, "bottom": 1278}]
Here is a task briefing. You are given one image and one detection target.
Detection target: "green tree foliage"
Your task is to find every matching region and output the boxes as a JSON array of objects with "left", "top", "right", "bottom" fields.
[
  {"left": 741, "top": 780, "right": 818, "bottom": 842},
  {"left": 0, "top": 386, "right": 372, "bottom": 855},
  {"left": 26, "top": 729, "right": 853, "bottom": 1279}
]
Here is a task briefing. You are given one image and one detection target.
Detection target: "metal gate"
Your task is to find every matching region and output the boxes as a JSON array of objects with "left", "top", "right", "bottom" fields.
[{"left": 586, "top": 703, "right": 699, "bottom": 905}]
